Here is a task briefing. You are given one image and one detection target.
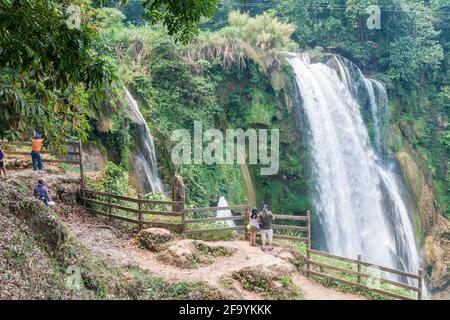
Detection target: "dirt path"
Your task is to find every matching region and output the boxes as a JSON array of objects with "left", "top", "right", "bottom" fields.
[{"left": 58, "top": 208, "right": 365, "bottom": 300}]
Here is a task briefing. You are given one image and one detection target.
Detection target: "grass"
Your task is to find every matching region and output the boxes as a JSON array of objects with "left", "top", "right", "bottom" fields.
[
  {"left": 233, "top": 268, "right": 303, "bottom": 300},
  {"left": 185, "top": 220, "right": 240, "bottom": 241}
]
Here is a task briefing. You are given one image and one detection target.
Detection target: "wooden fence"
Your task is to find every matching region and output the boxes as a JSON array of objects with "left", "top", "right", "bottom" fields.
[
  {"left": 182, "top": 205, "right": 249, "bottom": 235},
  {"left": 272, "top": 211, "right": 310, "bottom": 244},
  {"left": 0, "top": 140, "right": 85, "bottom": 188},
  {"left": 79, "top": 188, "right": 312, "bottom": 247},
  {"left": 80, "top": 188, "right": 184, "bottom": 231},
  {"left": 306, "top": 249, "right": 423, "bottom": 300}
]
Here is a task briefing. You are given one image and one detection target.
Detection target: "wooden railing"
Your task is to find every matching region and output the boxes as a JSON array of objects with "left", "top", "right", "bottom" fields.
[
  {"left": 182, "top": 205, "right": 248, "bottom": 234},
  {"left": 80, "top": 188, "right": 184, "bottom": 230},
  {"left": 306, "top": 249, "right": 423, "bottom": 300},
  {"left": 0, "top": 140, "right": 81, "bottom": 165},
  {"left": 272, "top": 211, "right": 310, "bottom": 244}
]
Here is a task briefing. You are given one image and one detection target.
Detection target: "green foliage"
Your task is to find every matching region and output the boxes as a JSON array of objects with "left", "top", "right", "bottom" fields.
[
  {"left": 141, "top": 0, "right": 220, "bottom": 44},
  {"left": 90, "top": 161, "right": 131, "bottom": 196},
  {"left": 223, "top": 10, "right": 296, "bottom": 51},
  {"left": 0, "top": 0, "right": 120, "bottom": 144},
  {"left": 277, "top": 0, "right": 444, "bottom": 87},
  {"left": 233, "top": 267, "right": 303, "bottom": 300},
  {"left": 186, "top": 221, "right": 239, "bottom": 241}
]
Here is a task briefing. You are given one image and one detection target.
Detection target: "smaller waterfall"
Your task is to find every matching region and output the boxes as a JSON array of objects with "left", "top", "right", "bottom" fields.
[
  {"left": 216, "top": 196, "right": 235, "bottom": 227},
  {"left": 124, "top": 89, "right": 164, "bottom": 193},
  {"left": 363, "top": 78, "right": 382, "bottom": 151}
]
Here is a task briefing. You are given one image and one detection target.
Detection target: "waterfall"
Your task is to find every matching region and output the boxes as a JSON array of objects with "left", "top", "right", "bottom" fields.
[
  {"left": 216, "top": 196, "right": 235, "bottom": 227},
  {"left": 124, "top": 89, "right": 164, "bottom": 193},
  {"left": 287, "top": 53, "right": 419, "bottom": 277}
]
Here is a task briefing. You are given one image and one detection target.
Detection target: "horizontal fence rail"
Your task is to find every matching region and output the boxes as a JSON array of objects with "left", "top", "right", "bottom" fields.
[
  {"left": 80, "top": 188, "right": 184, "bottom": 230},
  {"left": 306, "top": 249, "right": 423, "bottom": 300},
  {"left": 0, "top": 140, "right": 81, "bottom": 165},
  {"left": 181, "top": 205, "right": 247, "bottom": 235},
  {"left": 272, "top": 212, "right": 310, "bottom": 244}
]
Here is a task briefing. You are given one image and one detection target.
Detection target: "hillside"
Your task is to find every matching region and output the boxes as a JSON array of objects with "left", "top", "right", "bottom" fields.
[{"left": 0, "top": 174, "right": 366, "bottom": 300}]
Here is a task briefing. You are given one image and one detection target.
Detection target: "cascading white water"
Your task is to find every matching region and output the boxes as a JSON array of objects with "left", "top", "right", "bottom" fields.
[
  {"left": 216, "top": 196, "right": 235, "bottom": 227},
  {"left": 287, "top": 53, "right": 419, "bottom": 276},
  {"left": 124, "top": 89, "right": 164, "bottom": 193}
]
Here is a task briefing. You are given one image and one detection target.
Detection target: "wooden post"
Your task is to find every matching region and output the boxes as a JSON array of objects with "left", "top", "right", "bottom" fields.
[
  {"left": 306, "top": 210, "right": 311, "bottom": 276},
  {"left": 306, "top": 210, "right": 311, "bottom": 250},
  {"left": 108, "top": 195, "right": 112, "bottom": 221},
  {"left": 418, "top": 269, "right": 423, "bottom": 300},
  {"left": 244, "top": 206, "right": 250, "bottom": 240},
  {"left": 180, "top": 187, "right": 186, "bottom": 233},
  {"left": 357, "top": 254, "right": 362, "bottom": 283},
  {"left": 138, "top": 194, "right": 143, "bottom": 229},
  {"left": 78, "top": 141, "right": 85, "bottom": 191}
]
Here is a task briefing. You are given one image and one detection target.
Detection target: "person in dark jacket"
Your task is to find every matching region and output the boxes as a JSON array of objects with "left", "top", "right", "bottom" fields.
[
  {"left": 34, "top": 179, "right": 49, "bottom": 206},
  {"left": 259, "top": 203, "right": 275, "bottom": 252}
]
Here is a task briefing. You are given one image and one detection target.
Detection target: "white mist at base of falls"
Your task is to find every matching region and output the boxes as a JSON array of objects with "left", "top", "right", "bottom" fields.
[
  {"left": 125, "top": 89, "right": 164, "bottom": 194},
  {"left": 216, "top": 196, "right": 235, "bottom": 227},
  {"left": 287, "top": 53, "right": 419, "bottom": 277}
]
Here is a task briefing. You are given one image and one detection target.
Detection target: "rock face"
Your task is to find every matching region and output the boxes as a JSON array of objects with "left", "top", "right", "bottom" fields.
[
  {"left": 424, "top": 216, "right": 450, "bottom": 295},
  {"left": 394, "top": 122, "right": 449, "bottom": 295},
  {"left": 137, "top": 228, "right": 172, "bottom": 252},
  {"left": 6, "top": 170, "right": 80, "bottom": 205},
  {"left": 81, "top": 144, "right": 107, "bottom": 172},
  {"left": 232, "top": 264, "right": 301, "bottom": 299},
  {"left": 396, "top": 145, "right": 439, "bottom": 234}
]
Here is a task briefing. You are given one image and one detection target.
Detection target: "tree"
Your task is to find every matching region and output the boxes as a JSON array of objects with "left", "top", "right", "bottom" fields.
[{"left": 0, "top": 0, "right": 222, "bottom": 144}]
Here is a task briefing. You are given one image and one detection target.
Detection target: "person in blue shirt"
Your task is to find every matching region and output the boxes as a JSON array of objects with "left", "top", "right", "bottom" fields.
[
  {"left": 34, "top": 179, "right": 49, "bottom": 206},
  {"left": 0, "top": 146, "right": 6, "bottom": 179}
]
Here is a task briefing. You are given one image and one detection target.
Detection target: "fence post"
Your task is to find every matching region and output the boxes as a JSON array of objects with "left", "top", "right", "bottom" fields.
[
  {"left": 108, "top": 195, "right": 112, "bottom": 221},
  {"left": 138, "top": 194, "right": 143, "bottom": 229},
  {"left": 418, "top": 269, "right": 423, "bottom": 300},
  {"left": 306, "top": 210, "right": 311, "bottom": 276},
  {"left": 180, "top": 188, "right": 186, "bottom": 233},
  {"left": 78, "top": 140, "right": 85, "bottom": 192},
  {"left": 357, "top": 254, "right": 362, "bottom": 283},
  {"left": 244, "top": 206, "right": 249, "bottom": 240}
]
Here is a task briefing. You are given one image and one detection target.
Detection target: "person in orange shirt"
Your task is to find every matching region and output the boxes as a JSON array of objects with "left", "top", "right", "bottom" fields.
[{"left": 31, "top": 134, "right": 44, "bottom": 171}]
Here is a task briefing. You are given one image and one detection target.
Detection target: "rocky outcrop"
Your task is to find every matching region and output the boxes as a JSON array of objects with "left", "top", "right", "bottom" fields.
[
  {"left": 232, "top": 264, "right": 302, "bottom": 299},
  {"left": 81, "top": 144, "right": 107, "bottom": 172},
  {"left": 395, "top": 144, "right": 439, "bottom": 235},
  {"left": 137, "top": 227, "right": 172, "bottom": 252},
  {"left": 0, "top": 183, "right": 66, "bottom": 250},
  {"left": 6, "top": 170, "right": 80, "bottom": 204},
  {"left": 424, "top": 216, "right": 450, "bottom": 295},
  {"left": 157, "top": 239, "right": 234, "bottom": 269},
  {"left": 394, "top": 121, "right": 449, "bottom": 294}
]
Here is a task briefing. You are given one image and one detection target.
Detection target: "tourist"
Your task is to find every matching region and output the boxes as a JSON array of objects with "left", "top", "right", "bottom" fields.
[
  {"left": 0, "top": 146, "right": 6, "bottom": 179},
  {"left": 248, "top": 207, "right": 260, "bottom": 246},
  {"left": 34, "top": 179, "right": 49, "bottom": 206},
  {"left": 31, "top": 134, "right": 44, "bottom": 171},
  {"left": 259, "top": 203, "right": 275, "bottom": 252}
]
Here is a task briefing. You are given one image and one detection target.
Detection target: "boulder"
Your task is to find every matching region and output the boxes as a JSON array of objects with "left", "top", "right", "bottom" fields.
[
  {"left": 157, "top": 240, "right": 234, "bottom": 269},
  {"left": 157, "top": 240, "right": 196, "bottom": 268},
  {"left": 137, "top": 228, "right": 172, "bottom": 252}
]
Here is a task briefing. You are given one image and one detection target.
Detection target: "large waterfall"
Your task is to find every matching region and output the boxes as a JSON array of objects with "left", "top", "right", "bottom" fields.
[
  {"left": 287, "top": 54, "right": 419, "bottom": 276},
  {"left": 125, "top": 89, "right": 164, "bottom": 193}
]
